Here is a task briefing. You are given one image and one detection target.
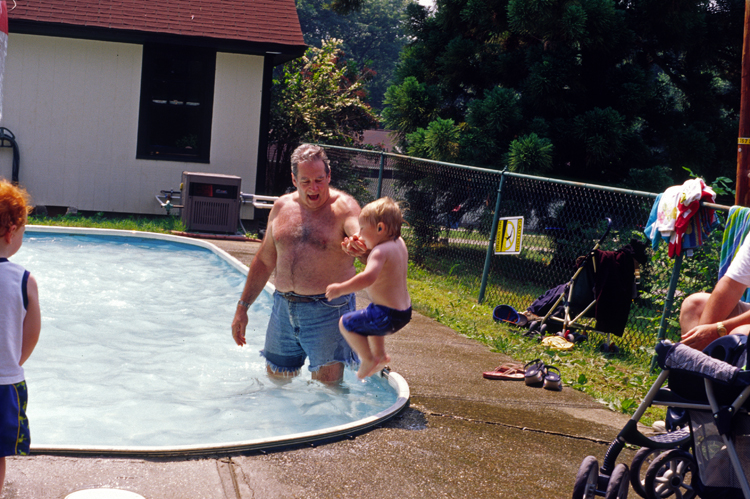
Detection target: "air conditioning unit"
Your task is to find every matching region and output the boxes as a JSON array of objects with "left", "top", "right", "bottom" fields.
[{"left": 181, "top": 172, "right": 242, "bottom": 233}]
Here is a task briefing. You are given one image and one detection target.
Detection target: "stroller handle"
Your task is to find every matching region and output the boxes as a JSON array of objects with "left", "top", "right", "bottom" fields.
[{"left": 596, "top": 217, "right": 613, "bottom": 248}]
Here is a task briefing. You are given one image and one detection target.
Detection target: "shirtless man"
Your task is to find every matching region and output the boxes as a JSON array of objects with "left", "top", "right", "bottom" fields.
[{"left": 231, "top": 144, "right": 363, "bottom": 383}]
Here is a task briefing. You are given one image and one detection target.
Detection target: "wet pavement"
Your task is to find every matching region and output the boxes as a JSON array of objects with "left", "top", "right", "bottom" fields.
[{"left": 2, "top": 237, "right": 645, "bottom": 499}]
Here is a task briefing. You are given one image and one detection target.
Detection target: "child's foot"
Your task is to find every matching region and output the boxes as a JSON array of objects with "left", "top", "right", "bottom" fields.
[{"left": 357, "top": 354, "right": 391, "bottom": 379}]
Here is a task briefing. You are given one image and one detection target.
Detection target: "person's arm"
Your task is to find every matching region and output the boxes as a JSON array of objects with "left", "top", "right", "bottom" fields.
[
  {"left": 326, "top": 247, "right": 385, "bottom": 300},
  {"left": 20, "top": 274, "right": 41, "bottom": 366},
  {"left": 231, "top": 209, "right": 279, "bottom": 346},
  {"left": 682, "top": 275, "right": 749, "bottom": 350},
  {"left": 340, "top": 197, "right": 369, "bottom": 262}
]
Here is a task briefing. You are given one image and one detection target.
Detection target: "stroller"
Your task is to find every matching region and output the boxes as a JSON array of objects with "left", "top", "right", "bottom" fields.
[
  {"left": 527, "top": 219, "right": 647, "bottom": 348},
  {"left": 572, "top": 335, "right": 750, "bottom": 499}
]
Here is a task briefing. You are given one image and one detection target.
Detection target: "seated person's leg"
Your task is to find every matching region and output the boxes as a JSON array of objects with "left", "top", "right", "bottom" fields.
[{"left": 680, "top": 292, "right": 711, "bottom": 334}]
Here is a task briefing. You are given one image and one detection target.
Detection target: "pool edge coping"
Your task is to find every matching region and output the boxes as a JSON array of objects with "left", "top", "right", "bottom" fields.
[{"left": 24, "top": 226, "right": 411, "bottom": 457}]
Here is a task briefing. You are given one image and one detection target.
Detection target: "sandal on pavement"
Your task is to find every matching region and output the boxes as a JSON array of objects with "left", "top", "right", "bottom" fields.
[
  {"left": 543, "top": 365, "right": 563, "bottom": 391},
  {"left": 483, "top": 362, "right": 525, "bottom": 380},
  {"left": 524, "top": 359, "right": 545, "bottom": 386}
]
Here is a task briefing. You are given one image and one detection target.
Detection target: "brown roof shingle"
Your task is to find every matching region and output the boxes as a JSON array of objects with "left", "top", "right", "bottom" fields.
[{"left": 9, "top": 0, "right": 305, "bottom": 47}]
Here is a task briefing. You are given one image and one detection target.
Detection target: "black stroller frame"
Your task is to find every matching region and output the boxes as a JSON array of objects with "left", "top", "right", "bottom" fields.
[
  {"left": 572, "top": 338, "right": 750, "bottom": 499},
  {"left": 529, "top": 218, "right": 614, "bottom": 340}
]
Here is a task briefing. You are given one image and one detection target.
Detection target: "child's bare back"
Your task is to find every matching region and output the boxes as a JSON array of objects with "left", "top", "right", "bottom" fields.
[{"left": 364, "top": 236, "right": 410, "bottom": 311}]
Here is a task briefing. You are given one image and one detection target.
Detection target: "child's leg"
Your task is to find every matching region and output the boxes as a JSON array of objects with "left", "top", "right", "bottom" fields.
[
  {"left": 339, "top": 318, "right": 373, "bottom": 365},
  {"left": 338, "top": 318, "right": 379, "bottom": 379},
  {"left": 359, "top": 336, "right": 390, "bottom": 378},
  {"left": 1, "top": 456, "right": 5, "bottom": 495}
]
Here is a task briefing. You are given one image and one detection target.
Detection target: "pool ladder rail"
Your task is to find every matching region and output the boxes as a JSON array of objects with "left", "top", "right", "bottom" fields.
[{"left": 155, "top": 190, "right": 279, "bottom": 215}]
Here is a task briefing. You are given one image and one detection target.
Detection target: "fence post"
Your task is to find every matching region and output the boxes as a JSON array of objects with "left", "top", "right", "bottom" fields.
[
  {"left": 650, "top": 252, "right": 684, "bottom": 372},
  {"left": 478, "top": 170, "right": 506, "bottom": 304},
  {"left": 376, "top": 152, "right": 385, "bottom": 199}
]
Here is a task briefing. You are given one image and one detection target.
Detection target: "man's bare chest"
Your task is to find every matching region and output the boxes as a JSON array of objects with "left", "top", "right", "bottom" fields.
[{"left": 273, "top": 209, "right": 342, "bottom": 252}]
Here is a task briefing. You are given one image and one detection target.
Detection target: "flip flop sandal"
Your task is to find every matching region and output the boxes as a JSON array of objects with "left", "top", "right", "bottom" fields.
[
  {"left": 543, "top": 365, "right": 563, "bottom": 391},
  {"left": 524, "top": 359, "right": 545, "bottom": 386},
  {"left": 483, "top": 362, "right": 525, "bottom": 380}
]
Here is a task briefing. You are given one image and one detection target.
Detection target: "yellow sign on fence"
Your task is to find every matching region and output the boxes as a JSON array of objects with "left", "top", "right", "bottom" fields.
[{"left": 494, "top": 216, "right": 524, "bottom": 255}]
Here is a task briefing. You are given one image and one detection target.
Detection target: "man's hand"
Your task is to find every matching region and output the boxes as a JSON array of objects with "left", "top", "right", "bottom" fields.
[
  {"left": 681, "top": 323, "right": 719, "bottom": 351},
  {"left": 231, "top": 308, "right": 248, "bottom": 346},
  {"left": 341, "top": 235, "right": 368, "bottom": 258}
]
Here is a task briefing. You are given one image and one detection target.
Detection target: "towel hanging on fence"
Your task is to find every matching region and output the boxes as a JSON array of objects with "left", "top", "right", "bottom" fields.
[
  {"left": 719, "top": 206, "right": 750, "bottom": 303},
  {"left": 644, "top": 179, "right": 718, "bottom": 258}
]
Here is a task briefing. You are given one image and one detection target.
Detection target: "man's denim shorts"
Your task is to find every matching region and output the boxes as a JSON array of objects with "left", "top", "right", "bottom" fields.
[{"left": 261, "top": 291, "right": 357, "bottom": 373}]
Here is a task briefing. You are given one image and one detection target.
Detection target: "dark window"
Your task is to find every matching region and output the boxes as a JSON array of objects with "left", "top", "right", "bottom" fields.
[{"left": 137, "top": 44, "right": 216, "bottom": 162}]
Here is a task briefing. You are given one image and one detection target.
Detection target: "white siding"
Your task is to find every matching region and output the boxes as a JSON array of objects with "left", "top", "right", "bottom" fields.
[
  {"left": 213, "top": 52, "right": 264, "bottom": 219},
  {"left": 1, "top": 34, "right": 264, "bottom": 217}
]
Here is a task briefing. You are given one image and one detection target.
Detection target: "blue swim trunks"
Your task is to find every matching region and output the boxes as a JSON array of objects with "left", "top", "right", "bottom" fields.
[
  {"left": 342, "top": 303, "right": 412, "bottom": 337},
  {"left": 261, "top": 291, "right": 358, "bottom": 374},
  {"left": 0, "top": 381, "right": 30, "bottom": 456}
]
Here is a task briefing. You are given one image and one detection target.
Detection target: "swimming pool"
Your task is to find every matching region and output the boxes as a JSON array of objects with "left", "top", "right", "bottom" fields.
[{"left": 14, "top": 226, "right": 408, "bottom": 456}]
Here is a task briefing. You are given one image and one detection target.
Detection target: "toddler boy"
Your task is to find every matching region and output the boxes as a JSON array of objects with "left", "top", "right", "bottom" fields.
[{"left": 326, "top": 197, "right": 411, "bottom": 379}]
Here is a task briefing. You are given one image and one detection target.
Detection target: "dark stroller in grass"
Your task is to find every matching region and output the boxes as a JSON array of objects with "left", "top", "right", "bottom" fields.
[
  {"left": 526, "top": 219, "right": 647, "bottom": 349},
  {"left": 572, "top": 335, "right": 750, "bottom": 499}
]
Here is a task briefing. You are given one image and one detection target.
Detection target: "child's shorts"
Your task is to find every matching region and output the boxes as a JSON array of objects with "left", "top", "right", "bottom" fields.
[
  {"left": 342, "top": 303, "right": 412, "bottom": 337},
  {"left": 0, "top": 381, "right": 30, "bottom": 456}
]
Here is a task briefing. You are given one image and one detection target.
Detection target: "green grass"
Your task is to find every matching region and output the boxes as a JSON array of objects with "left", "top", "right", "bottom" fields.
[
  {"left": 29, "top": 212, "right": 187, "bottom": 233},
  {"left": 29, "top": 212, "right": 262, "bottom": 239},
  {"left": 29, "top": 213, "right": 665, "bottom": 425}
]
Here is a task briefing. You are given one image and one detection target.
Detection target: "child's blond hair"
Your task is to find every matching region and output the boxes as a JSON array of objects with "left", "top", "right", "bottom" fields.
[
  {"left": 0, "top": 178, "right": 31, "bottom": 237},
  {"left": 360, "top": 197, "right": 403, "bottom": 240}
]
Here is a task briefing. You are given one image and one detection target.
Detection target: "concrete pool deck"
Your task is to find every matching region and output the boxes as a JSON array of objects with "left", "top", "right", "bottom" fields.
[{"left": 2, "top": 237, "right": 644, "bottom": 499}]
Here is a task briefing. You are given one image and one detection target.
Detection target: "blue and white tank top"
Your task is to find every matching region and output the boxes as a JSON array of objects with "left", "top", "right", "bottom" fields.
[{"left": 0, "top": 258, "right": 29, "bottom": 384}]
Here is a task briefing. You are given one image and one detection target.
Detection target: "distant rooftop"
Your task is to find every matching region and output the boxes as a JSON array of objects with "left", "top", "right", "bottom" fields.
[{"left": 8, "top": 0, "right": 306, "bottom": 61}]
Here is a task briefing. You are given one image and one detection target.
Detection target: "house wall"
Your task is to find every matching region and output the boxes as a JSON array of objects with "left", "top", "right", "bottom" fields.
[{"left": 1, "top": 34, "right": 263, "bottom": 218}]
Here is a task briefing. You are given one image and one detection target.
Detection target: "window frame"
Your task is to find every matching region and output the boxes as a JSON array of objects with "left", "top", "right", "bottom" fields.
[{"left": 136, "top": 43, "right": 217, "bottom": 163}]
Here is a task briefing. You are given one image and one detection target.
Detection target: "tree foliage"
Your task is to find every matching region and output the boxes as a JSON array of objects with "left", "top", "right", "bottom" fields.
[
  {"left": 383, "top": 0, "right": 744, "bottom": 190},
  {"left": 296, "top": 0, "right": 415, "bottom": 109},
  {"left": 267, "top": 39, "right": 378, "bottom": 195}
]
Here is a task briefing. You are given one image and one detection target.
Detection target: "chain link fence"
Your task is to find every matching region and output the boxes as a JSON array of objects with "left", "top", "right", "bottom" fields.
[{"left": 291, "top": 145, "right": 729, "bottom": 361}]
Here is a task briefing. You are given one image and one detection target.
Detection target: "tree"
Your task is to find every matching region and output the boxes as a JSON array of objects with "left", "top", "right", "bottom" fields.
[
  {"left": 267, "top": 39, "right": 378, "bottom": 196},
  {"left": 296, "top": 0, "right": 416, "bottom": 109},
  {"left": 383, "top": 0, "right": 745, "bottom": 188}
]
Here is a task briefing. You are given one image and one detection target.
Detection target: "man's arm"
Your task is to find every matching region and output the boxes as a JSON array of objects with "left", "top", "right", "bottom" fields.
[
  {"left": 682, "top": 275, "right": 749, "bottom": 350},
  {"left": 231, "top": 207, "right": 279, "bottom": 346},
  {"left": 340, "top": 195, "right": 369, "bottom": 262}
]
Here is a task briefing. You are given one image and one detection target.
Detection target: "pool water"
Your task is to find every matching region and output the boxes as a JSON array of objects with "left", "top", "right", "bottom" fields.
[{"left": 13, "top": 230, "right": 398, "bottom": 450}]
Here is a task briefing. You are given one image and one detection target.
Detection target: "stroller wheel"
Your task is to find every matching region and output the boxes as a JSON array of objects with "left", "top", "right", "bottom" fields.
[
  {"left": 572, "top": 455, "right": 600, "bottom": 499},
  {"left": 630, "top": 447, "right": 660, "bottom": 498},
  {"left": 528, "top": 321, "right": 539, "bottom": 332},
  {"left": 605, "top": 463, "right": 630, "bottom": 499},
  {"left": 539, "top": 324, "right": 548, "bottom": 335},
  {"left": 643, "top": 449, "right": 697, "bottom": 499}
]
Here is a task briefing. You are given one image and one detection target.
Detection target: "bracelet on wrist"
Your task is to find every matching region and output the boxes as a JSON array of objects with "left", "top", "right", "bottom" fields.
[{"left": 238, "top": 299, "right": 251, "bottom": 310}]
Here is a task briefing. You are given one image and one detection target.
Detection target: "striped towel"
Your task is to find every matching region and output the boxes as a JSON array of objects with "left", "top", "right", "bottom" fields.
[{"left": 720, "top": 206, "right": 750, "bottom": 302}]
